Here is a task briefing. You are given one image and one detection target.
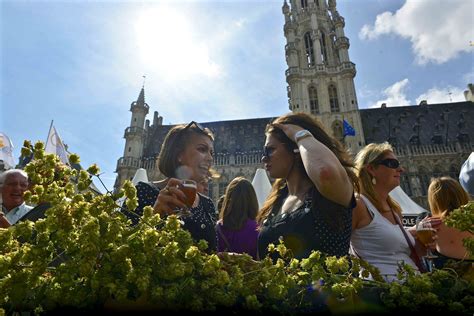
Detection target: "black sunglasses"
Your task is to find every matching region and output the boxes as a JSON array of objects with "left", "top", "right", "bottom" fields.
[
  {"left": 262, "top": 143, "right": 299, "bottom": 160},
  {"left": 184, "top": 121, "right": 205, "bottom": 132},
  {"left": 377, "top": 158, "right": 400, "bottom": 169},
  {"left": 182, "top": 121, "right": 214, "bottom": 140},
  {"left": 262, "top": 146, "right": 275, "bottom": 159}
]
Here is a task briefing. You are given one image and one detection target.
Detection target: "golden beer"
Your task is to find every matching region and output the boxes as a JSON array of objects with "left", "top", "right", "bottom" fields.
[
  {"left": 416, "top": 228, "right": 436, "bottom": 246},
  {"left": 180, "top": 180, "right": 197, "bottom": 208}
]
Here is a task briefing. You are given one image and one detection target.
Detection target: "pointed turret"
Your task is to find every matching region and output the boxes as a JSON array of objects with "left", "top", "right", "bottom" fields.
[
  {"left": 137, "top": 87, "right": 145, "bottom": 105},
  {"left": 115, "top": 85, "right": 150, "bottom": 191}
]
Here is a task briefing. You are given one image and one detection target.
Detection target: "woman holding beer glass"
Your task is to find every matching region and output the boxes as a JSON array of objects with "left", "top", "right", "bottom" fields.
[
  {"left": 133, "top": 121, "right": 218, "bottom": 251},
  {"left": 427, "top": 176, "right": 473, "bottom": 268},
  {"left": 350, "top": 142, "right": 431, "bottom": 281}
]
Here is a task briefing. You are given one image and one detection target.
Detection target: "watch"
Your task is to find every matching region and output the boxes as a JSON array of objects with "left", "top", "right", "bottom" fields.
[{"left": 294, "top": 129, "right": 313, "bottom": 143}]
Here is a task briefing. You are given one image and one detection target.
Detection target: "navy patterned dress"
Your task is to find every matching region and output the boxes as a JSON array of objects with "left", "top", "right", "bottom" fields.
[{"left": 258, "top": 186, "right": 355, "bottom": 260}]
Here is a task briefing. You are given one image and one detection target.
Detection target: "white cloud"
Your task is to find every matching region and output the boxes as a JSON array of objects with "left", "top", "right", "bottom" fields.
[
  {"left": 359, "top": 0, "right": 473, "bottom": 64},
  {"left": 416, "top": 86, "right": 466, "bottom": 104},
  {"left": 370, "top": 79, "right": 411, "bottom": 108}
]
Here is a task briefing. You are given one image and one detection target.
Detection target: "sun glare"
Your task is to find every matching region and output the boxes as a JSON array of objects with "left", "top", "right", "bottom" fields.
[{"left": 135, "top": 6, "right": 220, "bottom": 80}]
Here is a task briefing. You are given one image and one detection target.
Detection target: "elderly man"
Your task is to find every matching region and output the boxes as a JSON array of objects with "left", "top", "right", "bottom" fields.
[{"left": 0, "top": 169, "right": 33, "bottom": 227}]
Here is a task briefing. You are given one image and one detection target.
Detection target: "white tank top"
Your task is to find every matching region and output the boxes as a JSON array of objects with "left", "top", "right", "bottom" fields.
[{"left": 350, "top": 195, "right": 418, "bottom": 282}]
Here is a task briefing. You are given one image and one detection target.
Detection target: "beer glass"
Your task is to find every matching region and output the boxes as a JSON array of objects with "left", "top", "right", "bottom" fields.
[
  {"left": 175, "top": 180, "right": 197, "bottom": 217},
  {"left": 416, "top": 219, "right": 437, "bottom": 271}
]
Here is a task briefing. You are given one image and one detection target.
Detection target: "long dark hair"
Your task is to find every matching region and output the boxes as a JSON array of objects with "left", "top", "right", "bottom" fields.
[
  {"left": 220, "top": 177, "right": 259, "bottom": 230},
  {"left": 256, "top": 112, "right": 358, "bottom": 225}
]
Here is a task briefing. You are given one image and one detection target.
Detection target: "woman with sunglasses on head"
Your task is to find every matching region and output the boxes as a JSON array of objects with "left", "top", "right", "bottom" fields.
[
  {"left": 131, "top": 121, "right": 218, "bottom": 251},
  {"left": 256, "top": 112, "right": 358, "bottom": 260},
  {"left": 351, "top": 142, "right": 430, "bottom": 281}
]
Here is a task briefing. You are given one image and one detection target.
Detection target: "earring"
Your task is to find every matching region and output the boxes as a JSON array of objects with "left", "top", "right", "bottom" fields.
[{"left": 372, "top": 177, "right": 377, "bottom": 185}]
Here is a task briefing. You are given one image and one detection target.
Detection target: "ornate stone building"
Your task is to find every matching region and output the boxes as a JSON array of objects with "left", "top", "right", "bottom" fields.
[{"left": 115, "top": 0, "right": 474, "bottom": 208}]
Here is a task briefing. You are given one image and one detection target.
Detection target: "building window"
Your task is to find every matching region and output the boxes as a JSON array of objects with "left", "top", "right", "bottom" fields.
[
  {"left": 304, "top": 32, "right": 315, "bottom": 67},
  {"left": 401, "top": 174, "right": 412, "bottom": 196},
  {"left": 332, "top": 120, "right": 343, "bottom": 142},
  {"left": 128, "top": 147, "right": 131, "bottom": 152},
  {"left": 328, "top": 84, "right": 339, "bottom": 112},
  {"left": 219, "top": 182, "right": 227, "bottom": 197},
  {"left": 301, "top": 0, "right": 308, "bottom": 8},
  {"left": 308, "top": 86, "right": 319, "bottom": 114},
  {"left": 320, "top": 31, "right": 328, "bottom": 63},
  {"left": 419, "top": 172, "right": 431, "bottom": 196}
]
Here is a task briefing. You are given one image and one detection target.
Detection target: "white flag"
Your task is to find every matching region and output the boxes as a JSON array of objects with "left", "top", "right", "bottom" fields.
[
  {"left": 45, "top": 125, "right": 69, "bottom": 164},
  {"left": 0, "top": 132, "right": 16, "bottom": 169}
]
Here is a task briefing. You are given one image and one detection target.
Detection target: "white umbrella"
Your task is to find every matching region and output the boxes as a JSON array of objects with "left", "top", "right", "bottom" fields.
[
  {"left": 251, "top": 168, "right": 272, "bottom": 209},
  {"left": 389, "top": 186, "right": 428, "bottom": 226},
  {"left": 131, "top": 168, "right": 148, "bottom": 185}
]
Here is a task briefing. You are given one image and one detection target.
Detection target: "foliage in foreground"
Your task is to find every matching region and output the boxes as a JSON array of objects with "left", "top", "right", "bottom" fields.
[{"left": 0, "top": 141, "right": 472, "bottom": 314}]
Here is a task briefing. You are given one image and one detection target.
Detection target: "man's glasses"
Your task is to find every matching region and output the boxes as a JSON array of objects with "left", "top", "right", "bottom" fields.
[{"left": 377, "top": 158, "right": 400, "bottom": 169}]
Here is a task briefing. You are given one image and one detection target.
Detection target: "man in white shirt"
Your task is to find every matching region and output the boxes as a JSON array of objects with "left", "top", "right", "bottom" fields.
[{"left": 0, "top": 169, "right": 33, "bottom": 227}]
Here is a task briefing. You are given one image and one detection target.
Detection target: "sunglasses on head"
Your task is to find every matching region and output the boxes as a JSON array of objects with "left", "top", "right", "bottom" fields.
[
  {"left": 184, "top": 121, "right": 205, "bottom": 132},
  {"left": 377, "top": 158, "right": 400, "bottom": 169}
]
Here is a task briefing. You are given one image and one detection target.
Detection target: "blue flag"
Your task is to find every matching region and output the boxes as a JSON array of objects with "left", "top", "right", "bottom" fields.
[{"left": 343, "top": 119, "right": 356, "bottom": 137}]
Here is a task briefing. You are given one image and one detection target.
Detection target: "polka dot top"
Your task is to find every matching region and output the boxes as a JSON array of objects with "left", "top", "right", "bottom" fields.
[
  {"left": 258, "top": 186, "right": 355, "bottom": 260},
  {"left": 127, "top": 181, "right": 218, "bottom": 252}
]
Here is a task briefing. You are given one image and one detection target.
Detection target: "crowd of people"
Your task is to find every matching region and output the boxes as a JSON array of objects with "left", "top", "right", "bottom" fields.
[{"left": 1, "top": 112, "right": 473, "bottom": 282}]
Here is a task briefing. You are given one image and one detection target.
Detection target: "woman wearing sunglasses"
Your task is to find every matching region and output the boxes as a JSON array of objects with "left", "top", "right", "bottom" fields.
[
  {"left": 351, "top": 142, "right": 428, "bottom": 281},
  {"left": 131, "top": 121, "right": 218, "bottom": 251},
  {"left": 256, "top": 112, "right": 358, "bottom": 260}
]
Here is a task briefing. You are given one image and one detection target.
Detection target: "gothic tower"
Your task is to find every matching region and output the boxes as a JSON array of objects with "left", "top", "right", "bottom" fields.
[
  {"left": 282, "top": 0, "right": 364, "bottom": 152},
  {"left": 114, "top": 87, "right": 149, "bottom": 190}
]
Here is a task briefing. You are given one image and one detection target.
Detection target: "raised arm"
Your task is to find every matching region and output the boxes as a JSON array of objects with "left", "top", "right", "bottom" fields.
[{"left": 274, "top": 123, "right": 353, "bottom": 207}]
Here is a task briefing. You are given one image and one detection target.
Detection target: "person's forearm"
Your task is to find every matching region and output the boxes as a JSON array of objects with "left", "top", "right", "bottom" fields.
[{"left": 298, "top": 137, "right": 352, "bottom": 205}]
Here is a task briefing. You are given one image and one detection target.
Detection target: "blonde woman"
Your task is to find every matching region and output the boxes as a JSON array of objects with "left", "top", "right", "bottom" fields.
[
  {"left": 351, "top": 142, "right": 428, "bottom": 281},
  {"left": 427, "top": 177, "right": 473, "bottom": 267}
]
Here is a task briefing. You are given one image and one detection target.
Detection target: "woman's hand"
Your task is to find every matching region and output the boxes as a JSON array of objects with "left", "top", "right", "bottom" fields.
[
  {"left": 272, "top": 123, "right": 303, "bottom": 143},
  {"left": 153, "top": 178, "right": 187, "bottom": 216}
]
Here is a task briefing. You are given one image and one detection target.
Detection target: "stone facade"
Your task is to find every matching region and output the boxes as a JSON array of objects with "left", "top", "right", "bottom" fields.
[{"left": 114, "top": 0, "right": 474, "bottom": 208}]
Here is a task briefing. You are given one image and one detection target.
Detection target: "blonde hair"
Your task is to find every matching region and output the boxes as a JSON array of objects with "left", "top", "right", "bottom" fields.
[
  {"left": 354, "top": 142, "right": 402, "bottom": 218},
  {"left": 428, "top": 176, "right": 469, "bottom": 218}
]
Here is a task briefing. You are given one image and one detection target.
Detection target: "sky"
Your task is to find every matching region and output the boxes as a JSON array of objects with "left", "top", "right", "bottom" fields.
[{"left": 1, "top": 0, "right": 473, "bottom": 191}]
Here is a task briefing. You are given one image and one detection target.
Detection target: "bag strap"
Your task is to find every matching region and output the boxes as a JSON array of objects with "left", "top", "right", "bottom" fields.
[
  {"left": 390, "top": 208, "right": 427, "bottom": 273},
  {"left": 216, "top": 224, "right": 232, "bottom": 252}
]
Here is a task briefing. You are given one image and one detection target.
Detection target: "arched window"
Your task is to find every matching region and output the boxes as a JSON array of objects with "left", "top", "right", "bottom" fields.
[
  {"left": 449, "top": 164, "right": 459, "bottom": 179},
  {"left": 304, "top": 32, "right": 315, "bottom": 67},
  {"left": 301, "top": 0, "right": 308, "bottom": 8},
  {"left": 320, "top": 31, "right": 328, "bottom": 63},
  {"left": 401, "top": 174, "right": 412, "bottom": 196},
  {"left": 308, "top": 86, "right": 319, "bottom": 114},
  {"left": 418, "top": 167, "right": 431, "bottom": 196},
  {"left": 332, "top": 120, "right": 343, "bottom": 142},
  {"left": 328, "top": 84, "right": 339, "bottom": 112}
]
